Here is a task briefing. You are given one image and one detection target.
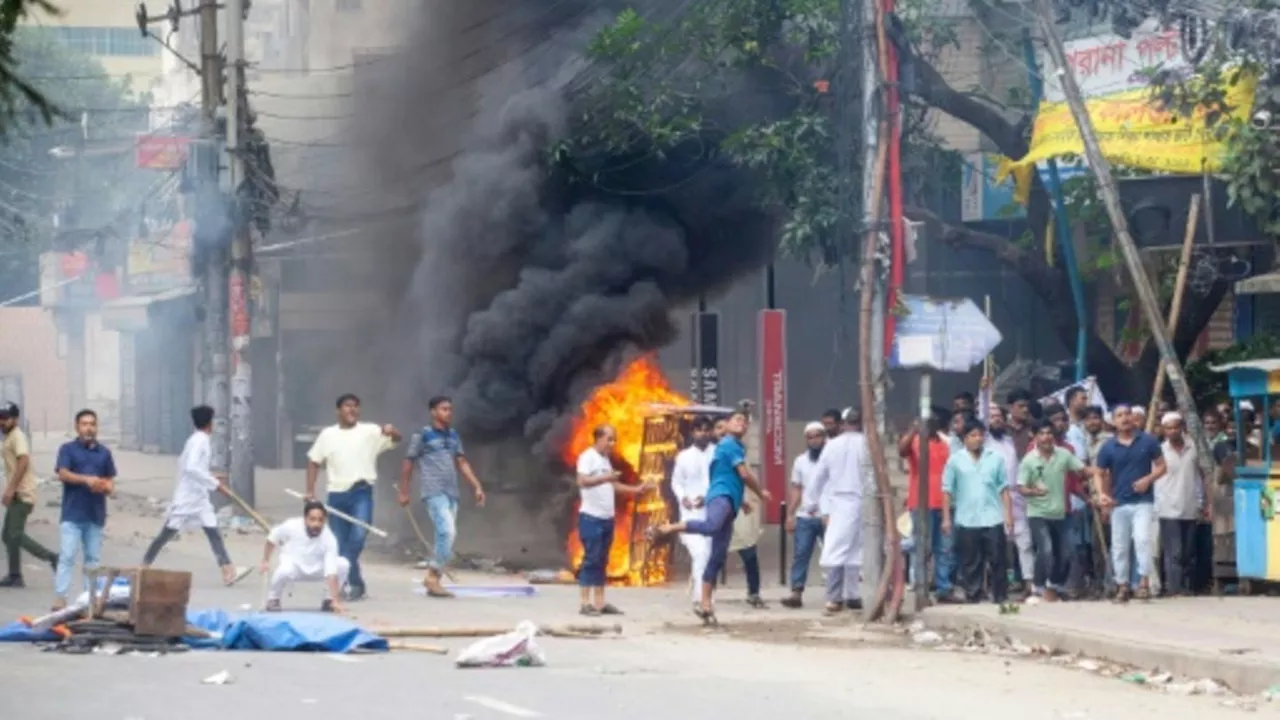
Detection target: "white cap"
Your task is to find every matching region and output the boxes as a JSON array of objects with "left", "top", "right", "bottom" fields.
[
  {"left": 1161, "top": 412, "right": 1183, "bottom": 426},
  {"left": 1241, "top": 400, "right": 1256, "bottom": 412},
  {"left": 1132, "top": 406, "right": 1147, "bottom": 417},
  {"left": 804, "top": 421, "right": 825, "bottom": 435}
]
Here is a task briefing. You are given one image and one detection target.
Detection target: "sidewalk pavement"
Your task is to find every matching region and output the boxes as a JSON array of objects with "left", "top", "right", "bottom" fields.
[{"left": 921, "top": 598, "right": 1280, "bottom": 694}]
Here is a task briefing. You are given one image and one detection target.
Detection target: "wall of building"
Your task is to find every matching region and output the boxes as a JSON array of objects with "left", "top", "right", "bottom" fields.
[
  {"left": 26, "top": 1, "right": 165, "bottom": 94},
  {"left": 0, "top": 308, "right": 70, "bottom": 434}
]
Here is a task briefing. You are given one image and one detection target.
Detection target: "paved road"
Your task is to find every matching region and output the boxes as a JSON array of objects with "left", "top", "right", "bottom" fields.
[{"left": 0, "top": 481, "right": 1255, "bottom": 719}]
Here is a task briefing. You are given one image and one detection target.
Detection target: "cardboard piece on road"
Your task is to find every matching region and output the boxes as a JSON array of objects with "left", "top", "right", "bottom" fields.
[{"left": 130, "top": 568, "right": 192, "bottom": 637}]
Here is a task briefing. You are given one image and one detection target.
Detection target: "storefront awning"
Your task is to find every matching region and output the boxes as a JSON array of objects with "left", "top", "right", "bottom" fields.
[
  {"left": 1235, "top": 272, "right": 1280, "bottom": 295},
  {"left": 99, "top": 286, "right": 196, "bottom": 332}
]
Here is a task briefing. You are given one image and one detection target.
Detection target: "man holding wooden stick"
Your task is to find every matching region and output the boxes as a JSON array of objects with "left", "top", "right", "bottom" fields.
[
  {"left": 398, "top": 395, "right": 487, "bottom": 598},
  {"left": 140, "top": 406, "right": 248, "bottom": 585},
  {"left": 306, "top": 394, "right": 401, "bottom": 601}
]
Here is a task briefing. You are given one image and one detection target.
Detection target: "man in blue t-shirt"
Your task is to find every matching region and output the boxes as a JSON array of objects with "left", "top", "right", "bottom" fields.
[
  {"left": 1094, "top": 404, "right": 1166, "bottom": 602},
  {"left": 52, "top": 409, "right": 117, "bottom": 610},
  {"left": 650, "top": 410, "right": 771, "bottom": 623}
]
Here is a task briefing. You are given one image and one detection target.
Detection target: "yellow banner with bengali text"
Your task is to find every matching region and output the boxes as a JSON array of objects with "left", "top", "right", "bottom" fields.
[{"left": 1005, "top": 74, "right": 1257, "bottom": 175}]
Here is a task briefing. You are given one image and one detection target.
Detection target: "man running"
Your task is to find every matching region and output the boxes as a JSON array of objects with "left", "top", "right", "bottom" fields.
[
  {"left": 0, "top": 403, "right": 57, "bottom": 588},
  {"left": 649, "top": 411, "right": 771, "bottom": 623},
  {"left": 305, "top": 394, "right": 401, "bottom": 601},
  {"left": 398, "top": 395, "right": 486, "bottom": 598},
  {"left": 141, "top": 405, "right": 248, "bottom": 585},
  {"left": 261, "top": 501, "right": 348, "bottom": 613}
]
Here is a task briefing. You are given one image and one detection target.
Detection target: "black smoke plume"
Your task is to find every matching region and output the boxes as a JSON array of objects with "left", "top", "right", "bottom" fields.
[{"left": 367, "top": 1, "right": 785, "bottom": 482}]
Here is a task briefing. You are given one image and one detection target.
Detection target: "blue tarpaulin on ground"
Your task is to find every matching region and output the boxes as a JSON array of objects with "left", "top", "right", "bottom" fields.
[
  {"left": 0, "top": 621, "right": 58, "bottom": 643},
  {"left": 0, "top": 611, "right": 387, "bottom": 654},
  {"left": 185, "top": 609, "right": 388, "bottom": 653}
]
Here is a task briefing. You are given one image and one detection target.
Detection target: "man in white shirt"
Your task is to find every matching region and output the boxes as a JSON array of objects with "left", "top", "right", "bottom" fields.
[
  {"left": 782, "top": 422, "right": 827, "bottom": 609},
  {"left": 261, "top": 501, "right": 348, "bottom": 613},
  {"left": 814, "top": 408, "right": 871, "bottom": 614},
  {"left": 670, "top": 416, "right": 715, "bottom": 607},
  {"left": 140, "top": 406, "right": 247, "bottom": 585},
  {"left": 1155, "top": 412, "right": 1206, "bottom": 596},
  {"left": 575, "top": 424, "right": 651, "bottom": 616},
  {"left": 304, "top": 393, "right": 400, "bottom": 601}
]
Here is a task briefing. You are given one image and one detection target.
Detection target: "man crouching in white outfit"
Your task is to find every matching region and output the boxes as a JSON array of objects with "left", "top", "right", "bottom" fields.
[
  {"left": 671, "top": 415, "right": 715, "bottom": 608},
  {"left": 261, "top": 501, "right": 349, "bottom": 613}
]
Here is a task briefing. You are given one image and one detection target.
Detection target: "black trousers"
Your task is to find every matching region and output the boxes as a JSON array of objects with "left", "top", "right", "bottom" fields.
[
  {"left": 1159, "top": 518, "right": 1197, "bottom": 595},
  {"left": 142, "top": 525, "right": 232, "bottom": 567},
  {"left": 1029, "top": 517, "right": 1069, "bottom": 589},
  {"left": 1191, "top": 522, "right": 1214, "bottom": 593},
  {"left": 956, "top": 524, "right": 1007, "bottom": 603}
]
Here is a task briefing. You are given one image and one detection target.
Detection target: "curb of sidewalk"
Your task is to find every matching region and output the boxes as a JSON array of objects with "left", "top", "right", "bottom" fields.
[{"left": 919, "top": 607, "right": 1280, "bottom": 695}]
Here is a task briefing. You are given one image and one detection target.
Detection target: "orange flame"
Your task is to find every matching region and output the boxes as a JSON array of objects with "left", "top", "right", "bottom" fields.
[{"left": 564, "top": 355, "right": 690, "bottom": 586}]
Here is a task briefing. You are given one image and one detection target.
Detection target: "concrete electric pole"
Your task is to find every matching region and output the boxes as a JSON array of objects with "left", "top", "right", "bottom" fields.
[
  {"left": 198, "top": 0, "right": 231, "bottom": 472},
  {"left": 1032, "top": 0, "right": 1215, "bottom": 477},
  {"left": 226, "top": 0, "right": 255, "bottom": 506}
]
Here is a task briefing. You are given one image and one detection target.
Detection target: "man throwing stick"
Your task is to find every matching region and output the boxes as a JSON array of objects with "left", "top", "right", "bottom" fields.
[
  {"left": 261, "top": 500, "right": 348, "bottom": 613},
  {"left": 398, "top": 395, "right": 487, "bottom": 598},
  {"left": 140, "top": 405, "right": 248, "bottom": 585},
  {"left": 306, "top": 394, "right": 400, "bottom": 601}
]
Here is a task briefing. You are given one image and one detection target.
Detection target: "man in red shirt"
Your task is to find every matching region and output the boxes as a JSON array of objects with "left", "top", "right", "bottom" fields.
[{"left": 899, "top": 412, "right": 953, "bottom": 598}]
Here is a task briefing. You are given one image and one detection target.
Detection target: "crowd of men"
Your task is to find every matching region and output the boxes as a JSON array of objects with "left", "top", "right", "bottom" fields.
[{"left": 776, "top": 384, "right": 1228, "bottom": 608}]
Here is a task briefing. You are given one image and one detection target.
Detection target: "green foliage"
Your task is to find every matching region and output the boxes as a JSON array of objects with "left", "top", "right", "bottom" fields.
[
  {"left": 1185, "top": 335, "right": 1280, "bottom": 408},
  {"left": 1148, "top": 25, "right": 1279, "bottom": 239},
  {"left": 0, "top": 29, "right": 148, "bottom": 281}
]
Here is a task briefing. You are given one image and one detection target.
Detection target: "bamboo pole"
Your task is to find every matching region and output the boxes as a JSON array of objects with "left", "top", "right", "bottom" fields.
[
  {"left": 372, "top": 623, "right": 622, "bottom": 639},
  {"left": 223, "top": 486, "right": 272, "bottom": 532},
  {"left": 388, "top": 641, "right": 449, "bottom": 655},
  {"left": 285, "top": 488, "right": 389, "bottom": 538},
  {"left": 1145, "top": 194, "right": 1201, "bottom": 433}
]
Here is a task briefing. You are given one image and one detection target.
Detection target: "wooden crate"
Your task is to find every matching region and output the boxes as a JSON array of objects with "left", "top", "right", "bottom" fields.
[{"left": 128, "top": 568, "right": 192, "bottom": 637}]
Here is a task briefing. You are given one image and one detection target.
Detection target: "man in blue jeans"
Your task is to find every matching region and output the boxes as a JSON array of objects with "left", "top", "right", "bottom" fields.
[
  {"left": 650, "top": 411, "right": 772, "bottom": 623},
  {"left": 52, "top": 409, "right": 116, "bottom": 610},
  {"left": 781, "top": 422, "right": 828, "bottom": 609},
  {"left": 306, "top": 394, "right": 400, "bottom": 601},
  {"left": 1095, "top": 404, "right": 1165, "bottom": 602},
  {"left": 398, "top": 395, "right": 487, "bottom": 598}
]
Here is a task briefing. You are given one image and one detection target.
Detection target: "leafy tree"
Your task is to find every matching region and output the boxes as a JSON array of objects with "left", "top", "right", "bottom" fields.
[
  {"left": 0, "top": 27, "right": 149, "bottom": 299},
  {"left": 560, "top": 0, "right": 1241, "bottom": 402}
]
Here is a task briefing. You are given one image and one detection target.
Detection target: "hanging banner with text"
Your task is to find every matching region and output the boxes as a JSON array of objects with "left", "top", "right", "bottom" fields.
[
  {"left": 689, "top": 312, "right": 720, "bottom": 406},
  {"left": 1007, "top": 70, "right": 1256, "bottom": 176},
  {"left": 758, "top": 310, "right": 787, "bottom": 524}
]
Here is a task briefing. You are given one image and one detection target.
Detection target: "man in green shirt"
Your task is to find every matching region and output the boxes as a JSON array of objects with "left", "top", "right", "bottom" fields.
[{"left": 1018, "top": 419, "right": 1086, "bottom": 602}]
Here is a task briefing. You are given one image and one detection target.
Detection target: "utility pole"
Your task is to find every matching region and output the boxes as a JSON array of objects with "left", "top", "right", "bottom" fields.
[
  {"left": 226, "top": 0, "right": 255, "bottom": 506},
  {"left": 1033, "top": 0, "right": 1215, "bottom": 476},
  {"left": 857, "top": 0, "right": 886, "bottom": 615},
  {"left": 198, "top": 0, "right": 230, "bottom": 472}
]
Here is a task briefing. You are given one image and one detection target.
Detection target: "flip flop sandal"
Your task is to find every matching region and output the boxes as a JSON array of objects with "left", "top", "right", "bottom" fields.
[
  {"left": 599, "top": 604, "right": 624, "bottom": 615},
  {"left": 746, "top": 596, "right": 768, "bottom": 609},
  {"left": 579, "top": 604, "right": 601, "bottom": 617},
  {"left": 693, "top": 607, "right": 718, "bottom": 626},
  {"left": 823, "top": 603, "right": 844, "bottom": 616},
  {"left": 226, "top": 566, "right": 254, "bottom": 586},
  {"left": 265, "top": 599, "right": 282, "bottom": 612}
]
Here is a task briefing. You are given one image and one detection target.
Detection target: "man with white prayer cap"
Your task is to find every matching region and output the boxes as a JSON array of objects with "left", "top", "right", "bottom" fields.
[
  {"left": 1155, "top": 412, "right": 1206, "bottom": 595},
  {"left": 781, "top": 422, "right": 829, "bottom": 609},
  {"left": 671, "top": 416, "right": 716, "bottom": 608},
  {"left": 813, "top": 407, "right": 871, "bottom": 614}
]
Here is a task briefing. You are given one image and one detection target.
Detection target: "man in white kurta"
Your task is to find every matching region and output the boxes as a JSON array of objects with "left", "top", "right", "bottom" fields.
[
  {"left": 262, "top": 502, "right": 350, "bottom": 613},
  {"left": 671, "top": 417, "right": 715, "bottom": 604},
  {"left": 813, "top": 409, "right": 870, "bottom": 613},
  {"left": 140, "top": 406, "right": 244, "bottom": 585}
]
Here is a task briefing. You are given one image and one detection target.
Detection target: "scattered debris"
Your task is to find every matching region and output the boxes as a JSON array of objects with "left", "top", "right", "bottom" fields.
[
  {"left": 526, "top": 569, "right": 575, "bottom": 585},
  {"left": 202, "top": 670, "right": 234, "bottom": 685},
  {"left": 910, "top": 630, "right": 943, "bottom": 646},
  {"left": 388, "top": 641, "right": 449, "bottom": 655},
  {"left": 455, "top": 621, "right": 546, "bottom": 668}
]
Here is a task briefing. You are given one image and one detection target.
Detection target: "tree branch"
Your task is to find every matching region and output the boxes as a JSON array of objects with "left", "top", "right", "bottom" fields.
[{"left": 904, "top": 47, "right": 1031, "bottom": 160}]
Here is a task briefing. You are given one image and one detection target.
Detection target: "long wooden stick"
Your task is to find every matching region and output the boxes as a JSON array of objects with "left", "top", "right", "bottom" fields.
[
  {"left": 373, "top": 623, "right": 622, "bottom": 639},
  {"left": 403, "top": 507, "right": 457, "bottom": 582},
  {"left": 284, "top": 488, "right": 389, "bottom": 538},
  {"left": 1146, "top": 194, "right": 1201, "bottom": 432},
  {"left": 388, "top": 641, "right": 449, "bottom": 655},
  {"left": 224, "top": 487, "right": 272, "bottom": 532}
]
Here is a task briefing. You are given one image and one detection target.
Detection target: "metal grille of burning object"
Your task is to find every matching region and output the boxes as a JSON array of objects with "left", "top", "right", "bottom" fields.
[{"left": 563, "top": 356, "right": 690, "bottom": 586}]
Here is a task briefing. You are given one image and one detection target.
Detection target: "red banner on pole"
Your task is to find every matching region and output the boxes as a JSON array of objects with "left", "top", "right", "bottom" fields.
[{"left": 759, "top": 309, "right": 787, "bottom": 523}]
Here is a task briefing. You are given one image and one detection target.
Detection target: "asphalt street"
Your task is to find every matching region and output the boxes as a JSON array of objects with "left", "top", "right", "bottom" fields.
[{"left": 0, "top": 489, "right": 1257, "bottom": 720}]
